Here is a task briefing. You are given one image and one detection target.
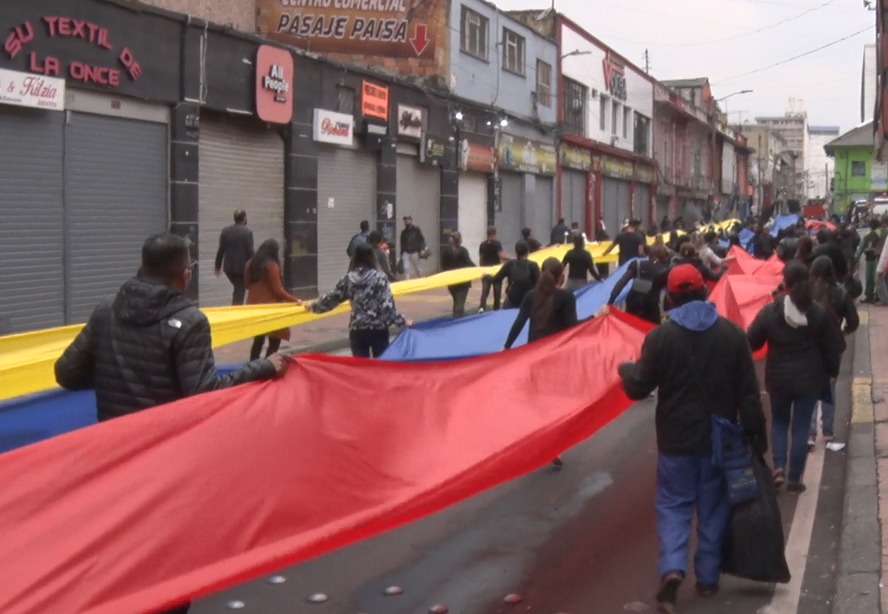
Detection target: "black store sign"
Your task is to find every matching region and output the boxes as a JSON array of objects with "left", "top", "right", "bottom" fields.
[{"left": 0, "top": 0, "right": 181, "bottom": 102}]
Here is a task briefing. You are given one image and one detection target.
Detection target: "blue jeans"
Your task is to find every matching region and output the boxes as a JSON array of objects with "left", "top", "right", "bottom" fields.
[
  {"left": 810, "top": 383, "right": 836, "bottom": 437},
  {"left": 656, "top": 453, "right": 730, "bottom": 586},
  {"left": 770, "top": 393, "right": 818, "bottom": 483}
]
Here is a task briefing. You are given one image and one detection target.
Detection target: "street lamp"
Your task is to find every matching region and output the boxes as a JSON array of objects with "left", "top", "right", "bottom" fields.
[
  {"left": 717, "top": 89, "right": 754, "bottom": 103},
  {"left": 561, "top": 49, "right": 593, "bottom": 59}
]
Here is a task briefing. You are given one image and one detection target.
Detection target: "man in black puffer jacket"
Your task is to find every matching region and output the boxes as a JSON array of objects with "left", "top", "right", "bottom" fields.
[
  {"left": 618, "top": 264, "right": 766, "bottom": 613},
  {"left": 56, "top": 234, "right": 286, "bottom": 423}
]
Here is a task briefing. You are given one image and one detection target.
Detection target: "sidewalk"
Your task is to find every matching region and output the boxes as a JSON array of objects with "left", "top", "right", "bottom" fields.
[
  {"left": 834, "top": 305, "right": 884, "bottom": 613},
  {"left": 213, "top": 286, "right": 485, "bottom": 363}
]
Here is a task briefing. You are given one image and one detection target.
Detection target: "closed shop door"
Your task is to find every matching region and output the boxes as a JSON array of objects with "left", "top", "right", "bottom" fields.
[
  {"left": 634, "top": 184, "right": 651, "bottom": 226},
  {"left": 65, "top": 112, "right": 168, "bottom": 324},
  {"left": 561, "top": 170, "right": 587, "bottom": 233},
  {"left": 0, "top": 108, "right": 65, "bottom": 334},
  {"left": 199, "top": 116, "right": 285, "bottom": 307},
  {"left": 603, "top": 177, "right": 631, "bottom": 236},
  {"left": 532, "top": 177, "right": 554, "bottom": 246},
  {"left": 655, "top": 196, "right": 669, "bottom": 227},
  {"left": 457, "top": 172, "right": 488, "bottom": 261},
  {"left": 317, "top": 146, "right": 376, "bottom": 292},
  {"left": 396, "top": 154, "right": 440, "bottom": 274},
  {"left": 497, "top": 172, "right": 523, "bottom": 252}
]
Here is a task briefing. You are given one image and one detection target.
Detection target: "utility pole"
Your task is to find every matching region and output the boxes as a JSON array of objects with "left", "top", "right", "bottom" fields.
[{"left": 642, "top": 49, "right": 651, "bottom": 74}]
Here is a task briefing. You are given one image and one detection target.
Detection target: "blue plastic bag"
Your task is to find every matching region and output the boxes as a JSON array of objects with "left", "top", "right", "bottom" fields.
[{"left": 711, "top": 415, "right": 758, "bottom": 506}]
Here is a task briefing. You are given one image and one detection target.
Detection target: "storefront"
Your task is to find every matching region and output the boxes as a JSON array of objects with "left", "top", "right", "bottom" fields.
[
  {"left": 634, "top": 164, "right": 656, "bottom": 227},
  {"left": 396, "top": 136, "right": 442, "bottom": 273},
  {"left": 497, "top": 133, "right": 557, "bottom": 251},
  {"left": 458, "top": 139, "right": 494, "bottom": 256},
  {"left": 560, "top": 145, "right": 592, "bottom": 235},
  {"left": 601, "top": 156, "right": 634, "bottom": 234},
  {"left": 0, "top": 3, "right": 178, "bottom": 333},
  {"left": 313, "top": 108, "right": 377, "bottom": 292}
]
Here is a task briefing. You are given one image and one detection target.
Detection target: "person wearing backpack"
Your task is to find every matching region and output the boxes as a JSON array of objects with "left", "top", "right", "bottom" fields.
[
  {"left": 346, "top": 220, "right": 371, "bottom": 259},
  {"left": 807, "top": 255, "right": 859, "bottom": 448},
  {"left": 492, "top": 241, "right": 540, "bottom": 308},
  {"left": 607, "top": 245, "right": 671, "bottom": 324}
]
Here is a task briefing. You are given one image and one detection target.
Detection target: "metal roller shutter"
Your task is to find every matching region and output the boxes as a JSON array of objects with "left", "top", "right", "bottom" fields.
[
  {"left": 317, "top": 146, "right": 376, "bottom": 293},
  {"left": 561, "top": 170, "right": 586, "bottom": 233},
  {"left": 532, "top": 177, "right": 554, "bottom": 246},
  {"left": 457, "top": 172, "right": 488, "bottom": 261},
  {"left": 635, "top": 185, "right": 651, "bottom": 226},
  {"left": 0, "top": 108, "right": 65, "bottom": 334},
  {"left": 497, "top": 172, "right": 523, "bottom": 253},
  {"left": 64, "top": 112, "right": 168, "bottom": 324},
  {"left": 396, "top": 155, "right": 440, "bottom": 274},
  {"left": 199, "top": 116, "right": 285, "bottom": 307},
  {"left": 603, "top": 177, "right": 632, "bottom": 234}
]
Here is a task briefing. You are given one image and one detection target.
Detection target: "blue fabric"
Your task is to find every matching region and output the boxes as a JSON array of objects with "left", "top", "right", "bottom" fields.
[
  {"left": 738, "top": 229, "right": 755, "bottom": 251},
  {"left": 711, "top": 416, "right": 758, "bottom": 506},
  {"left": 382, "top": 260, "right": 637, "bottom": 361},
  {"left": 656, "top": 453, "right": 730, "bottom": 586},
  {"left": 810, "top": 384, "right": 836, "bottom": 437},
  {"left": 770, "top": 393, "right": 818, "bottom": 483},
  {"left": 770, "top": 214, "right": 800, "bottom": 237},
  {"left": 718, "top": 239, "right": 730, "bottom": 250},
  {"left": 0, "top": 365, "right": 239, "bottom": 455},
  {"left": 667, "top": 301, "right": 719, "bottom": 332}
]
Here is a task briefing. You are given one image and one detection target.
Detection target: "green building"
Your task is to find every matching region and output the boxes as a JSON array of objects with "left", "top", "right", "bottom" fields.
[{"left": 824, "top": 121, "right": 883, "bottom": 213}]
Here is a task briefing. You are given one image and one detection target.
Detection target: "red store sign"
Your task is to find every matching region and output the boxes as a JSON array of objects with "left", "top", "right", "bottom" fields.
[
  {"left": 3, "top": 17, "right": 142, "bottom": 88},
  {"left": 602, "top": 52, "right": 627, "bottom": 101}
]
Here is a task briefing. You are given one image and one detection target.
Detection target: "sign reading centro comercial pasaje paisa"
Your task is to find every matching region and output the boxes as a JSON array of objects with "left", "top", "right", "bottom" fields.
[{"left": 258, "top": 0, "right": 444, "bottom": 58}]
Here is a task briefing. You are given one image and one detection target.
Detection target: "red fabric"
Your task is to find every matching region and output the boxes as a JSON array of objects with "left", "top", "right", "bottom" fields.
[
  {"left": 805, "top": 219, "right": 836, "bottom": 232},
  {"left": 0, "top": 311, "right": 654, "bottom": 614}
]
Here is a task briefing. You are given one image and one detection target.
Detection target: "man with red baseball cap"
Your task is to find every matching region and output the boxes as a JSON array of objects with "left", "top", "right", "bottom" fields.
[{"left": 618, "top": 264, "right": 766, "bottom": 613}]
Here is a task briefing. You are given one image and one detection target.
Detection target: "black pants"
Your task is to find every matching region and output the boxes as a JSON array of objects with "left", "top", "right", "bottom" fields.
[
  {"left": 349, "top": 329, "right": 390, "bottom": 358},
  {"left": 480, "top": 275, "right": 502, "bottom": 310},
  {"left": 226, "top": 273, "right": 247, "bottom": 306},
  {"left": 250, "top": 336, "right": 282, "bottom": 361},
  {"left": 448, "top": 285, "right": 470, "bottom": 317}
]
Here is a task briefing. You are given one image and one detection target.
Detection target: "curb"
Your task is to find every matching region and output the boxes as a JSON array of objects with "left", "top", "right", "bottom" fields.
[{"left": 834, "top": 309, "right": 882, "bottom": 614}]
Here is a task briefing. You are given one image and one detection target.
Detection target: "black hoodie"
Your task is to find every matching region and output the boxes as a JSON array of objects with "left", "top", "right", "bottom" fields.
[{"left": 55, "top": 275, "right": 275, "bottom": 421}]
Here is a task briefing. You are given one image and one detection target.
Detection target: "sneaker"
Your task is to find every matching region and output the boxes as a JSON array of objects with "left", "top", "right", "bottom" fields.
[
  {"left": 551, "top": 457, "right": 564, "bottom": 469},
  {"left": 807, "top": 435, "right": 816, "bottom": 451},
  {"left": 773, "top": 468, "right": 786, "bottom": 489},
  {"left": 655, "top": 571, "right": 684, "bottom": 614},
  {"left": 823, "top": 431, "right": 834, "bottom": 442},
  {"left": 787, "top": 482, "right": 807, "bottom": 494},
  {"left": 695, "top": 583, "right": 719, "bottom": 597},
  {"left": 478, "top": 307, "right": 485, "bottom": 314}
]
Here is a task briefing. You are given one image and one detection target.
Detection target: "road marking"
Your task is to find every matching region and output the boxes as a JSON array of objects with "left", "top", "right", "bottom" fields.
[{"left": 760, "top": 421, "right": 826, "bottom": 614}]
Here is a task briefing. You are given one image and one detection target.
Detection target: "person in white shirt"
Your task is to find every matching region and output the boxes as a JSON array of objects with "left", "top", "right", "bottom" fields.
[{"left": 699, "top": 231, "right": 724, "bottom": 270}]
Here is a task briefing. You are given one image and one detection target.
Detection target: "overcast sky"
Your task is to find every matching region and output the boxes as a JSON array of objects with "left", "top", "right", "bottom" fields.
[{"left": 496, "top": 0, "right": 876, "bottom": 133}]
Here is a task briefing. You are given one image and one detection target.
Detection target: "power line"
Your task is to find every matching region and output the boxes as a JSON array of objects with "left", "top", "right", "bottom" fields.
[{"left": 716, "top": 25, "right": 874, "bottom": 83}]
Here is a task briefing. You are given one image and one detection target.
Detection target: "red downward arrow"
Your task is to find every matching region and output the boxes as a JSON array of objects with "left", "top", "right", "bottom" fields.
[{"left": 410, "top": 24, "right": 430, "bottom": 56}]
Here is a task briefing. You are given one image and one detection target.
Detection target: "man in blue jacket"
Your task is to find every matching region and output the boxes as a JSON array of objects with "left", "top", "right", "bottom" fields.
[{"left": 618, "top": 264, "right": 766, "bottom": 613}]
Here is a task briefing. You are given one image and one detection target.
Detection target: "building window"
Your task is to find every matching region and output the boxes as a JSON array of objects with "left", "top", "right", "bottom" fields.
[
  {"left": 336, "top": 85, "right": 354, "bottom": 114},
  {"left": 599, "top": 95, "right": 608, "bottom": 131},
  {"left": 536, "top": 60, "right": 552, "bottom": 107},
  {"left": 612, "top": 100, "right": 620, "bottom": 135},
  {"left": 623, "top": 107, "right": 630, "bottom": 139},
  {"left": 852, "top": 161, "right": 866, "bottom": 177},
  {"left": 461, "top": 6, "right": 488, "bottom": 60},
  {"left": 634, "top": 113, "right": 651, "bottom": 156},
  {"left": 562, "top": 77, "right": 587, "bottom": 135},
  {"left": 502, "top": 28, "right": 525, "bottom": 76}
]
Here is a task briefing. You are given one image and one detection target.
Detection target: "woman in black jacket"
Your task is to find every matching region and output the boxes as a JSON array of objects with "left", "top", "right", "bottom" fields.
[
  {"left": 504, "top": 257, "right": 578, "bottom": 468},
  {"left": 747, "top": 261, "right": 844, "bottom": 493},
  {"left": 607, "top": 245, "right": 671, "bottom": 324},
  {"left": 807, "top": 255, "right": 859, "bottom": 447},
  {"left": 441, "top": 231, "right": 476, "bottom": 317}
]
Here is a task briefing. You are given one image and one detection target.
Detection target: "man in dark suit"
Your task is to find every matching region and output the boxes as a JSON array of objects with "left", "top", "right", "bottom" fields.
[{"left": 214, "top": 210, "right": 254, "bottom": 305}]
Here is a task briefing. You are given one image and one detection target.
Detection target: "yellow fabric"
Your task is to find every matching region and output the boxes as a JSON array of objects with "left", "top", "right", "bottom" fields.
[{"left": 0, "top": 223, "right": 738, "bottom": 401}]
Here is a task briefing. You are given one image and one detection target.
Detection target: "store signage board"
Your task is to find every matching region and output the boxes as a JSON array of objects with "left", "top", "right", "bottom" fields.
[
  {"left": 498, "top": 134, "right": 556, "bottom": 176},
  {"left": 255, "top": 45, "right": 293, "bottom": 124},
  {"left": 313, "top": 108, "right": 354, "bottom": 146},
  {"left": 0, "top": 66, "right": 64, "bottom": 110},
  {"left": 397, "top": 104, "right": 423, "bottom": 138},
  {"left": 361, "top": 80, "right": 389, "bottom": 121},
  {"left": 257, "top": 0, "right": 443, "bottom": 58}
]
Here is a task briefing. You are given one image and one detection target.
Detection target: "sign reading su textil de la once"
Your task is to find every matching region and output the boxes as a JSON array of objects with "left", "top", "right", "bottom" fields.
[{"left": 258, "top": 0, "right": 442, "bottom": 58}]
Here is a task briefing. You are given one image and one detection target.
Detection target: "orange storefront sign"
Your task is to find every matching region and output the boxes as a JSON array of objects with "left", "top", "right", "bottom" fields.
[{"left": 361, "top": 80, "right": 389, "bottom": 121}]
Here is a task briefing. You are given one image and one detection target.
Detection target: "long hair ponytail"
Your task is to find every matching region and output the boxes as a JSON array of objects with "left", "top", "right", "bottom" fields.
[
  {"left": 248, "top": 239, "right": 281, "bottom": 285},
  {"left": 783, "top": 260, "right": 813, "bottom": 312},
  {"left": 531, "top": 257, "right": 564, "bottom": 335}
]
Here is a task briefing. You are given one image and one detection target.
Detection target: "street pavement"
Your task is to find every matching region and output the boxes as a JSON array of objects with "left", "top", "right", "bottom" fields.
[{"left": 191, "top": 302, "right": 870, "bottom": 613}]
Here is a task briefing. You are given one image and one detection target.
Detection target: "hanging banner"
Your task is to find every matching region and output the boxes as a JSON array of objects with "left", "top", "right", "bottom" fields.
[
  {"left": 460, "top": 139, "right": 495, "bottom": 172},
  {"left": 498, "top": 134, "right": 556, "bottom": 176}
]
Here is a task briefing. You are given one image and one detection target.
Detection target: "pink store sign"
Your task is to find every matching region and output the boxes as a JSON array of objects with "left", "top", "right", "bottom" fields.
[{"left": 0, "top": 66, "right": 64, "bottom": 110}]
